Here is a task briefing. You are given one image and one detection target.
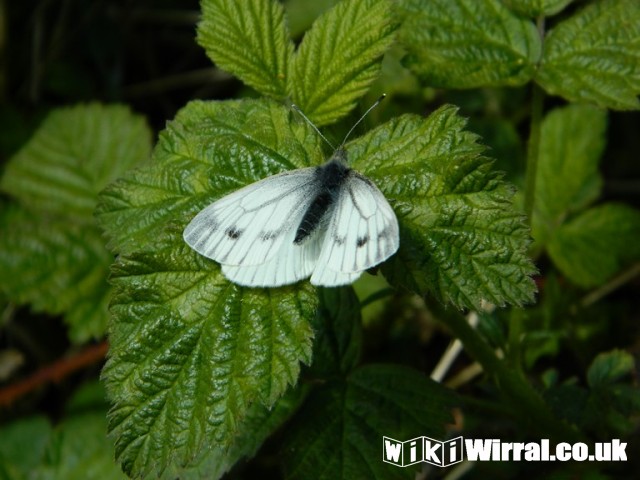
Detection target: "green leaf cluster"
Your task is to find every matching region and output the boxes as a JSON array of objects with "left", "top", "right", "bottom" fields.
[
  {"left": 0, "top": 104, "right": 151, "bottom": 342},
  {"left": 398, "top": 0, "right": 640, "bottom": 110},
  {"left": 198, "top": 0, "right": 398, "bottom": 125},
  {"left": 532, "top": 104, "right": 640, "bottom": 287},
  {"left": 94, "top": 0, "right": 536, "bottom": 476},
  {"left": 0, "top": 383, "right": 125, "bottom": 480},
  {"left": 545, "top": 349, "right": 640, "bottom": 438}
]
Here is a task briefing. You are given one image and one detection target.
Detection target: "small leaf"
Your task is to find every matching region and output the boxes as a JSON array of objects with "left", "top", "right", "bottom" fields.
[
  {"left": 398, "top": 0, "right": 541, "bottom": 88},
  {"left": 587, "top": 349, "right": 635, "bottom": 388},
  {"left": 96, "top": 99, "right": 324, "bottom": 254},
  {"left": 282, "top": 365, "right": 455, "bottom": 479},
  {"left": 547, "top": 204, "right": 640, "bottom": 287},
  {"left": 289, "top": 0, "right": 398, "bottom": 126},
  {"left": 309, "top": 287, "right": 362, "bottom": 376},
  {"left": 0, "top": 103, "right": 151, "bottom": 220},
  {"left": 104, "top": 243, "right": 316, "bottom": 478},
  {"left": 532, "top": 104, "right": 607, "bottom": 245},
  {"left": 503, "top": 0, "right": 573, "bottom": 17},
  {"left": 348, "top": 106, "right": 537, "bottom": 309},
  {"left": 0, "top": 207, "right": 111, "bottom": 343},
  {"left": 197, "top": 0, "right": 294, "bottom": 100},
  {"left": 536, "top": 0, "right": 640, "bottom": 110}
]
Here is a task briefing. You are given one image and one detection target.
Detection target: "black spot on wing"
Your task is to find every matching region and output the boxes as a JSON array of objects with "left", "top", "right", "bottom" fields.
[
  {"left": 357, "top": 236, "right": 369, "bottom": 247},
  {"left": 226, "top": 227, "right": 242, "bottom": 239}
]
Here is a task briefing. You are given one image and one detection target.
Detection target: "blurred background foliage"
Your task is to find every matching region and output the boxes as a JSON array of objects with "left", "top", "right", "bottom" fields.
[{"left": 0, "top": 0, "right": 639, "bottom": 479}]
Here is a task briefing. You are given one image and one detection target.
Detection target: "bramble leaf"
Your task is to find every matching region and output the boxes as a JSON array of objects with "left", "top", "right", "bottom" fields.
[
  {"left": 0, "top": 207, "right": 111, "bottom": 342},
  {"left": 197, "top": 0, "right": 294, "bottom": 100},
  {"left": 532, "top": 104, "right": 607, "bottom": 245},
  {"left": 289, "top": 0, "right": 398, "bottom": 126},
  {"left": 0, "top": 104, "right": 150, "bottom": 342},
  {"left": 0, "top": 103, "right": 151, "bottom": 220},
  {"left": 348, "top": 106, "right": 537, "bottom": 309},
  {"left": 547, "top": 203, "right": 640, "bottom": 288},
  {"left": 96, "top": 99, "right": 324, "bottom": 254},
  {"left": 503, "top": 0, "right": 573, "bottom": 17},
  {"left": 282, "top": 365, "right": 455, "bottom": 480},
  {"left": 536, "top": 0, "right": 640, "bottom": 110},
  {"left": 103, "top": 239, "right": 316, "bottom": 477},
  {"left": 398, "top": 0, "right": 541, "bottom": 88}
]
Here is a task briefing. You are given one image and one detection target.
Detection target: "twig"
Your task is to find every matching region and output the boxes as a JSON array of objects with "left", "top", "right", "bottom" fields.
[
  {"left": 431, "top": 311, "right": 480, "bottom": 383},
  {"left": 0, "top": 341, "right": 108, "bottom": 407},
  {"left": 579, "top": 262, "right": 640, "bottom": 308}
]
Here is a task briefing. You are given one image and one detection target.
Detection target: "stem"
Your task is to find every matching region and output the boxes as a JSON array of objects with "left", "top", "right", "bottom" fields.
[
  {"left": 524, "top": 16, "right": 546, "bottom": 224},
  {"left": 0, "top": 341, "right": 108, "bottom": 407},
  {"left": 443, "top": 309, "right": 583, "bottom": 442}
]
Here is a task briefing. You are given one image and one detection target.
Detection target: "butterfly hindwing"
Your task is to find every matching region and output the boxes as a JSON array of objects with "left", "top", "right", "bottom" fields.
[
  {"left": 311, "top": 172, "right": 399, "bottom": 285},
  {"left": 183, "top": 168, "right": 319, "bottom": 266}
]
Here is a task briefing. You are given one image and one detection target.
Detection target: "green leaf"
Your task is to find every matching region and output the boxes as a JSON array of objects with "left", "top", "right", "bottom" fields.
[
  {"left": 348, "top": 106, "right": 537, "bottom": 309},
  {"left": 104, "top": 243, "right": 316, "bottom": 478},
  {"left": 503, "top": 0, "right": 573, "bottom": 17},
  {"left": 165, "top": 386, "right": 308, "bottom": 479},
  {"left": 0, "top": 104, "right": 150, "bottom": 342},
  {"left": 282, "top": 365, "right": 455, "bottom": 480},
  {"left": 536, "top": 0, "right": 640, "bottom": 110},
  {"left": 309, "top": 287, "right": 362, "bottom": 376},
  {"left": 289, "top": 0, "right": 398, "bottom": 126},
  {"left": 0, "top": 103, "right": 151, "bottom": 220},
  {"left": 532, "top": 104, "right": 607, "bottom": 245},
  {"left": 96, "top": 99, "right": 324, "bottom": 254},
  {"left": 0, "top": 207, "right": 111, "bottom": 342},
  {"left": 197, "top": 0, "right": 294, "bottom": 100},
  {"left": 0, "top": 416, "right": 52, "bottom": 479},
  {"left": 398, "top": 0, "right": 541, "bottom": 88},
  {"left": 587, "top": 349, "right": 635, "bottom": 388},
  {"left": 0, "top": 413, "right": 126, "bottom": 480},
  {"left": 547, "top": 204, "right": 640, "bottom": 287}
]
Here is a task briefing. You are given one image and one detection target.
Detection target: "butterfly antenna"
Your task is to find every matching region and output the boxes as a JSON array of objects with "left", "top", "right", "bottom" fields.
[
  {"left": 291, "top": 104, "right": 335, "bottom": 150},
  {"left": 339, "top": 93, "right": 386, "bottom": 148}
]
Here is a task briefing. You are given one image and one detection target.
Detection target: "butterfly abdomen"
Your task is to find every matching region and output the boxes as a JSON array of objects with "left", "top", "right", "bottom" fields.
[{"left": 294, "top": 159, "right": 351, "bottom": 245}]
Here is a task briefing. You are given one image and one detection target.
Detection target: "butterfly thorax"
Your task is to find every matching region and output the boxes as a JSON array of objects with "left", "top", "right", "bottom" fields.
[{"left": 293, "top": 151, "right": 351, "bottom": 245}]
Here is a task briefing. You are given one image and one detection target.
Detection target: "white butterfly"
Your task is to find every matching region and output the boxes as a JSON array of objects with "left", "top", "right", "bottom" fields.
[{"left": 183, "top": 98, "right": 399, "bottom": 287}]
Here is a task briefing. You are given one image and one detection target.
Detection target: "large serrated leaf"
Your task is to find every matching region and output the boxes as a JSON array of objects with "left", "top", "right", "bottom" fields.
[
  {"left": 532, "top": 104, "right": 607, "bottom": 245},
  {"left": 104, "top": 241, "right": 316, "bottom": 478},
  {"left": 347, "top": 106, "right": 537, "bottom": 309},
  {"left": 536, "top": 0, "right": 640, "bottom": 110},
  {"left": 289, "top": 0, "right": 398, "bottom": 126},
  {"left": 96, "top": 99, "right": 324, "bottom": 254},
  {"left": 1, "top": 103, "right": 151, "bottom": 220},
  {"left": 547, "top": 203, "right": 640, "bottom": 288},
  {"left": 197, "top": 0, "right": 294, "bottom": 100},
  {"left": 398, "top": 0, "right": 541, "bottom": 88},
  {"left": 282, "top": 365, "right": 455, "bottom": 480}
]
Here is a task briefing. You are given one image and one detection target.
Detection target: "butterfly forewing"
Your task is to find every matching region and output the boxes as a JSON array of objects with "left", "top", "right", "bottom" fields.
[{"left": 183, "top": 168, "right": 320, "bottom": 266}]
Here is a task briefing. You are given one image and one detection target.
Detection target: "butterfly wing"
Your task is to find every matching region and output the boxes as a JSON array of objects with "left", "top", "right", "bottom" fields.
[
  {"left": 183, "top": 168, "right": 319, "bottom": 267},
  {"left": 310, "top": 172, "right": 399, "bottom": 286},
  {"left": 221, "top": 223, "right": 324, "bottom": 287}
]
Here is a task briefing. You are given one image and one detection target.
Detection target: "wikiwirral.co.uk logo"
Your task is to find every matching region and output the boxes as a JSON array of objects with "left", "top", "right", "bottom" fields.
[{"left": 382, "top": 436, "right": 628, "bottom": 467}]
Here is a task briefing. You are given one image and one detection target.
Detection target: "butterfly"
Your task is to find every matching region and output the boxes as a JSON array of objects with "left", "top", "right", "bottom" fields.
[{"left": 183, "top": 96, "right": 399, "bottom": 287}]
